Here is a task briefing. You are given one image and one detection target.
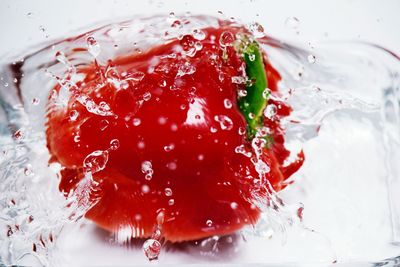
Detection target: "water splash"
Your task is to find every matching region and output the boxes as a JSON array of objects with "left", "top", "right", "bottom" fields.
[{"left": 0, "top": 14, "right": 399, "bottom": 266}]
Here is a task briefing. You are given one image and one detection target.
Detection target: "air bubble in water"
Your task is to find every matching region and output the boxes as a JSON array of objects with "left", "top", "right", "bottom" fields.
[
  {"left": 248, "top": 22, "right": 265, "bottom": 38},
  {"left": 83, "top": 150, "right": 109, "bottom": 173},
  {"left": 214, "top": 115, "right": 233, "bottom": 130},
  {"left": 143, "top": 239, "right": 161, "bottom": 261},
  {"left": 109, "top": 139, "right": 120, "bottom": 150},
  {"left": 86, "top": 36, "right": 101, "bottom": 58},
  {"left": 206, "top": 220, "right": 213, "bottom": 227},
  {"left": 219, "top": 31, "right": 235, "bottom": 47},
  {"left": 141, "top": 161, "right": 154, "bottom": 180}
]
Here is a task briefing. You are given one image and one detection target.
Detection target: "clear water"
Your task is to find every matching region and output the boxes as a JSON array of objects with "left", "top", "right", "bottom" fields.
[{"left": 0, "top": 15, "right": 399, "bottom": 266}]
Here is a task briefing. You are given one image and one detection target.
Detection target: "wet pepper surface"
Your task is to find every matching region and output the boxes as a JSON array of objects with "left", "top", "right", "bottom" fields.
[{"left": 46, "top": 24, "right": 304, "bottom": 242}]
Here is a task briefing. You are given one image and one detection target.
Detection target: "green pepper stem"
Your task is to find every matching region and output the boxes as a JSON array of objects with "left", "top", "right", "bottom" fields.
[{"left": 238, "top": 41, "right": 268, "bottom": 138}]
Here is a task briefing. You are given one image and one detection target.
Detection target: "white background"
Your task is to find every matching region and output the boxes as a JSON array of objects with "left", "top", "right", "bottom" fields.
[{"left": 0, "top": 0, "right": 399, "bottom": 58}]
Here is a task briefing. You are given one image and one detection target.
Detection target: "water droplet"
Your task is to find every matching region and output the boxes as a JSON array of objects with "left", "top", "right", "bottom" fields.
[
  {"left": 83, "top": 150, "right": 109, "bottom": 173},
  {"left": 180, "top": 35, "right": 196, "bottom": 56},
  {"left": 26, "top": 12, "right": 33, "bottom": 18},
  {"left": 143, "top": 92, "right": 152, "bottom": 101},
  {"left": 194, "top": 41, "right": 203, "bottom": 51},
  {"left": 138, "top": 141, "right": 145, "bottom": 149},
  {"left": 248, "top": 22, "right": 265, "bottom": 38},
  {"left": 32, "top": 98, "right": 40, "bottom": 105},
  {"left": 171, "top": 20, "right": 182, "bottom": 28},
  {"left": 263, "top": 104, "right": 277, "bottom": 119},
  {"left": 238, "top": 89, "right": 248, "bottom": 98},
  {"left": 69, "top": 110, "right": 79, "bottom": 121},
  {"left": 164, "top": 188, "right": 173, "bottom": 196},
  {"left": 248, "top": 53, "right": 256, "bottom": 61},
  {"left": 109, "top": 139, "right": 120, "bottom": 150},
  {"left": 307, "top": 54, "right": 316, "bottom": 64},
  {"left": 197, "top": 154, "right": 204, "bottom": 161},
  {"left": 158, "top": 116, "right": 167, "bottom": 125},
  {"left": 248, "top": 113, "right": 255, "bottom": 119},
  {"left": 177, "top": 62, "right": 196, "bottom": 77},
  {"left": 143, "top": 239, "right": 161, "bottom": 261},
  {"left": 163, "top": 143, "right": 175, "bottom": 152},
  {"left": 285, "top": 17, "right": 300, "bottom": 30},
  {"left": 168, "top": 199, "right": 175, "bottom": 206},
  {"left": 100, "top": 119, "right": 109, "bottom": 131},
  {"left": 219, "top": 31, "right": 235, "bottom": 47},
  {"left": 128, "top": 71, "right": 145, "bottom": 82},
  {"left": 192, "top": 29, "right": 206, "bottom": 40},
  {"left": 214, "top": 115, "right": 233, "bottom": 131},
  {"left": 167, "top": 162, "right": 177, "bottom": 171},
  {"left": 238, "top": 127, "right": 246, "bottom": 135},
  {"left": 254, "top": 160, "right": 270, "bottom": 175},
  {"left": 206, "top": 220, "right": 213, "bottom": 227},
  {"left": 13, "top": 129, "right": 24, "bottom": 140},
  {"left": 77, "top": 96, "right": 113, "bottom": 116},
  {"left": 86, "top": 36, "right": 101, "bottom": 58},
  {"left": 141, "top": 184, "right": 150, "bottom": 194},
  {"left": 39, "top": 25, "right": 49, "bottom": 38},
  {"left": 141, "top": 161, "right": 154, "bottom": 180},
  {"left": 235, "top": 145, "right": 252, "bottom": 157},
  {"left": 262, "top": 88, "right": 271, "bottom": 99},
  {"left": 133, "top": 118, "right": 141, "bottom": 126},
  {"left": 74, "top": 135, "right": 80, "bottom": 143},
  {"left": 224, "top": 99, "right": 232, "bottom": 109},
  {"left": 230, "top": 202, "right": 238, "bottom": 209},
  {"left": 232, "top": 76, "right": 246, "bottom": 84},
  {"left": 24, "top": 164, "right": 34, "bottom": 176},
  {"left": 210, "top": 127, "right": 218, "bottom": 133}
]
